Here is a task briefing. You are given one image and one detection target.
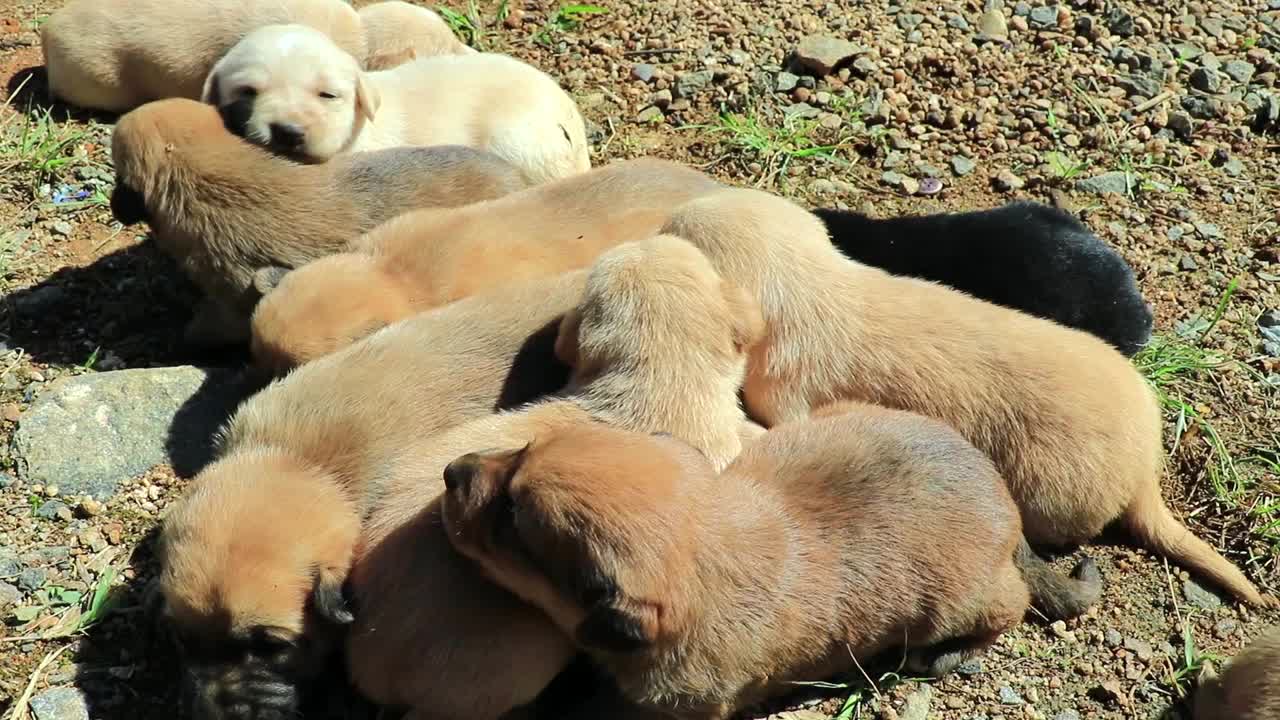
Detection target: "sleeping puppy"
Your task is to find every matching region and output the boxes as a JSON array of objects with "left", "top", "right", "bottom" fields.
[
  {"left": 203, "top": 24, "right": 589, "bottom": 180},
  {"left": 663, "top": 188, "right": 1276, "bottom": 609},
  {"left": 1195, "top": 628, "right": 1280, "bottom": 720},
  {"left": 441, "top": 405, "right": 1036, "bottom": 720},
  {"left": 41, "top": 0, "right": 364, "bottom": 112},
  {"left": 347, "top": 236, "right": 762, "bottom": 720},
  {"left": 249, "top": 159, "right": 720, "bottom": 370},
  {"left": 157, "top": 272, "right": 585, "bottom": 720},
  {"left": 814, "top": 202, "right": 1153, "bottom": 355},
  {"left": 359, "top": 1, "right": 476, "bottom": 70},
  {"left": 110, "top": 98, "right": 526, "bottom": 347}
]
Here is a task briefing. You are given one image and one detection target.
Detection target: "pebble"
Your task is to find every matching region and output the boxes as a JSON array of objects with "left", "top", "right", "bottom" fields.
[
  {"left": 957, "top": 659, "right": 984, "bottom": 676},
  {"left": 1076, "top": 171, "right": 1132, "bottom": 195},
  {"left": 630, "top": 63, "right": 655, "bottom": 82},
  {"left": 1104, "top": 629, "right": 1124, "bottom": 647},
  {"left": 1190, "top": 67, "right": 1223, "bottom": 94},
  {"left": 1029, "top": 6, "right": 1058, "bottom": 29},
  {"left": 1223, "top": 60, "right": 1255, "bottom": 84},
  {"left": 77, "top": 498, "right": 105, "bottom": 518},
  {"left": 999, "top": 686, "right": 1025, "bottom": 705},
  {"left": 978, "top": 8, "right": 1009, "bottom": 40},
  {"left": 673, "top": 70, "right": 713, "bottom": 99},
  {"left": 1195, "top": 222, "right": 1224, "bottom": 239},
  {"left": 775, "top": 71, "right": 799, "bottom": 92},
  {"left": 783, "top": 102, "right": 820, "bottom": 120},
  {"left": 17, "top": 566, "right": 46, "bottom": 592},
  {"left": 35, "top": 500, "right": 73, "bottom": 522},
  {"left": 897, "top": 13, "right": 925, "bottom": 31},
  {"left": 50, "top": 221, "right": 72, "bottom": 237},
  {"left": 1053, "top": 712, "right": 1081, "bottom": 720},
  {"left": 1106, "top": 6, "right": 1134, "bottom": 36},
  {"left": 1183, "top": 578, "right": 1223, "bottom": 609},
  {"left": 951, "top": 155, "right": 977, "bottom": 176},
  {"left": 794, "top": 35, "right": 863, "bottom": 75},
  {"left": 899, "top": 684, "right": 933, "bottom": 720},
  {"left": 1168, "top": 111, "right": 1194, "bottom": 139},
  {"left": 1179, "top": 253, "right": 1200, "bottom": 271},
  {"left": 1123, "top": 637, "right": 1154, "bottom": 662},
  {"left": 993, "top": 169, "right": 1025, "bottom": 192},
  {"left": 1118, "top": 73, "right": 1162, "bottom": 98},
  {"left": 76, "top": 528, "right": 108, "bottom": 553},
  {"left": 30, "top": 687, "right": 91, "bottom": 720},
  {"left": 0, "top": 580, "right": 20, "bottom": 608},
  {"left": 1181, "top": 94, "right": 1220, "bottom": 120},
  {"left": 1222, "top": 157, "right": 1244, "bottom": 177},
  {"left": 1092, "top": 680, "right": 1125, "bottom": 705},
  {"left": 1214, "top": 618, "right": 1238, "bottom": 638}
]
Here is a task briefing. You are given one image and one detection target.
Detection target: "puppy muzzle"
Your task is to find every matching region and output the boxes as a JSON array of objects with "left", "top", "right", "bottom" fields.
[
  {"left": 185, "top": 663, "right": 300, "bottom": 720},
  {"left": 109, "top": 182, "right": 149, "bottom": 225}
]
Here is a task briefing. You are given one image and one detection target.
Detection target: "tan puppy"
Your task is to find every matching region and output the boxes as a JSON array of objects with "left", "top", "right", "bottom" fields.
[
  {"left": 359, "top": 1, "right": 476, "bottom": 70},
  {"left": 347, "top": 236, "right": 762, "bottom": 720},
  {"left": 157, "top": 271, "right": 585, "bottom": 719},
  {"left": 659, "top": 188, "right": 1274, "bottom": 608},
  {"left": 204, "top": 25, "right": 588, "bottom": 177},
  {"left": 441, "top": 405, "right": 1034, "bottom": 719},
  {"left": 41, "top": 0, "right": 364, "bottom": 112},
  {"left": 1195, "top": 628, "right": 1280, "bottom": 720},
  {"left": 250, "top": 159, "right": 720, "bottom": 370},
  {"left": 110, "top": 98, "right": 526, "bottom": 346}
]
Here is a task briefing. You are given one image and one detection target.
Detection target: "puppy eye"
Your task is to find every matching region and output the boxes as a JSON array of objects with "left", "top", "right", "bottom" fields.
[
  {"left": 318, "top": 91, "right": 339, "bottom": 100},
  {"left": 238, "top": 87, "right": 258, "bottom": 98},
  {"left": 248, "top": 628, "right": 294, "bottom": 656}
]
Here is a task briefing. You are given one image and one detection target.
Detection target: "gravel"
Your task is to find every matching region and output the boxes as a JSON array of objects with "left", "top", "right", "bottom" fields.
[{"left": 30, "top": 687, "right": 91, "bottom": 720}]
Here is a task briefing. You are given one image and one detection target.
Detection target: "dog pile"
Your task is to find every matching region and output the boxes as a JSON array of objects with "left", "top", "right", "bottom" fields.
[{"left": 38, "top": 0, "right": 1275, "bottom": 718}]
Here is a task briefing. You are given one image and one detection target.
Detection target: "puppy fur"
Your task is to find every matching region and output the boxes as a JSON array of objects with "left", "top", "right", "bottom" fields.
[
  {"left": 110, "top": 98, "right": 526, "bottom": 346},
  {"left": 205, "top": 28, "right": 588, "bottom": 179},
  {"left": 41, "top": 0, "right": 364, "bottom": 112},
  {"left": 358, "top": 1, "right": 476, "bottom": 70},
  {"left": 347, "top": 236, "right": 762, "bottom": 720},
  {"left": 662, "top": 188, "right": 1275, "bottom": 609},
  {"left": 249, "top": 158, "right": 720, "bottom": 370},
  {"left": 441, "top": 405, "right": 1033, "bottom": 719},
  {"left": 157, "top": 271, "right": 583, "bottom": 720},
  {"left": 814, "top": 202, "right": 1154, "bottom": 356},
  {"left": 1194, "top": 628, "right": 1280, "bottom": 720}
]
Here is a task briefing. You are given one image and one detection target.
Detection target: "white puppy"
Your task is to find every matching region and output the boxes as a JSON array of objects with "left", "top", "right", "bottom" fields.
[
  {"left": 41, "top": 0, "right": 364, "bottom": 112},
  {"left": 358, "top": 1, "right": 476, "bottom": 70},
  {"left": 203, "top": 24, "right": 590, "bottom": 181}
]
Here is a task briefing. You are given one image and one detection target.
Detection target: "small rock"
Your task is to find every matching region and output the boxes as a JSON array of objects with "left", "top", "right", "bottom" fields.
[
  {"left": 881, "top": 170, "right": 908, "bottom": 188},
  {"left": 1179, "top": 253, "right": 1200, "bottom": 271},
  {"left": 899, "top": 177, "right": 921, "bottom": 195},
  {"left": 630, "top": 63, "right": 655, "bottom": 82},
  {"left": 784, "top": 102, "right": 821, "bottom": 120},
  {"left": 897, "top": 13, "right": 925, "bottom": 31},
  {"left": 1050, "top": 620, "right": 1070, "bottom": 638},
  {"left": 1092, "top": 680, "right": 1126, "bottom": 705},
  {"left": 993, "top": 169, "right": 1024, "bottom": 192},
  {"left": 0, "top": 580, "right": 21, "bottom": 608},
  {"left": 951, "top": 155, "right": 977, "bottom": 176},
  {"left": 1123, "top": 637, "right": 1154, "bottom": 662},
  {"left": 999, "top": 686, "right": 1025, "bottom": 705},
  {"left": 852, "top": 56, "right": 877, "bottom": 75},
  {"left": 1076, "top": 171, "right": 1133, "bottom": 195},
  {"left": 1182, "top": 94, "right": 1221, "bottom": 120},
  {"left": 771, "top": 712, "right": 826, "bottom": 720},
  {"left": 1106, "top": 6, "right": 1134, "bottom": 36},
  {"left": 794, "top": 35, "right": 864, "bottom": 75},
  {"left": 818, "top": 112, "right": 843, "bottom": 129},
  {"left": 1167, "top": 111, "right": 1194, "bottom": 139},
  {"left": 649, "top": 89, "right": 672, "bottom": 108},
  {"left": 956, "top": 659, "right": 984, "bottom": 675},
  {"left": 1104, "top": 629, "right": 1124, "bottom": 647},
  {"left": 17, "top": 567, "right": 46, "bottom": 592},
  {"left": 1118, "top": 73, "right": 1162, "bottom": 98},
  {"left": 50, "top": 221, "right": 72, "bottom": 237},
  {"left": 30, "top": 687, "right": 91, "bottom": 720},
  {"left": 0, "top": 471, "right": 14, "bottom": 489},
  {"left": 727, "top": 50, "right": 751, "bottom": 67},
  {"left": 899, "top": 684, "right": 933, "bottom": 720},
  {"left": 76, "top": 528, "right": 107, "bottom": 553},
  {"left": 35, "top": 500, "right": 73, "bottom": 522},
  {"left": 1183, "top": 578, "right": 1223, "bottom": 609},
  {"left": 775, "top": 71, "right": 799, "bottom": 92},
  {"left": 1224, "top": 60, "right": 1256, "bottom": 84},
  {"left": 1195, "top": 222, "right": 1224, "bottom": 239},
  {"left": 1029, "top": 5, "right": 1058, "bottom": 29},
  {"left": 673, "top": 70, "right": 713, "bottom": 99},
  {"left": 947, "top": 14, "right": 970, "bottom": 30},
  {"left": 809, "top": 179, "right": 838, "bottom": 195},
  {"left": 104, "top": 522, "right": 124, "bottom": 546},
  {"left": 1222, "top": 157, "right": 1244, "bottom": 177},
  {"left": 1214, "top": 619, "right": 1238, "bottom": 638},
  {"left": 1054, "top": 712, "right": 1081, "bottom": 720},
  {"left": 1190, "top": 67, "right": 1223, "bottom": 94},
  {"left": 977, "top": 8, "right": 1009, "bottom": 40},
  {"left": 77, "top": 498, "right": 105, "bottom": 518}
]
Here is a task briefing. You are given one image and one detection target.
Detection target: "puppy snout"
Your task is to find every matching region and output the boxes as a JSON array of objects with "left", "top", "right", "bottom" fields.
[
  {"left": 443, "top": 456, "right": 476, "bottom": 495},
  {"left": 269, "top": 122, "right": 306, "bottom": 150}
]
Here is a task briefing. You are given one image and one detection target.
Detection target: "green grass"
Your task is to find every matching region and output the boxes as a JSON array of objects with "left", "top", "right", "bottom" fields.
[
  {"left": 1046, "top": 151, "right": 1088, "bottom": 181},
  {"left": 1165, "top": 620, "right": 1222, "bottom": 700},
  {"left": 689, "top": 108, "right": 851, "bottom": 187},
  {"left": 437, "top": 2, "right": 488, "bottom": 50},
  {"left": 0, "top": 101, "right": 109, "bottom": 208},
  {"left": 533, "top": 4, "right": 609, "bottom": 46}
]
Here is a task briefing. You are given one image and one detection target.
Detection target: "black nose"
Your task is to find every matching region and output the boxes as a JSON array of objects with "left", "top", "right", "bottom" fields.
[
  {"left": 269, "top": 123, "right": 306, "bottom": 150},
  {"left": 443, "top": 457, "right": 474, "bottom": 494}
]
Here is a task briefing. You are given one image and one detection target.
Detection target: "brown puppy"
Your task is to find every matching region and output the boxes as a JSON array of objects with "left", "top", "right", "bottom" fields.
[
  {"left": 442, "top": 404, "right": 1035, "bottom": 719},
  {"left": 1195, "top": 628, "right": 1280, "bottom": 720},
  {"left": 250, "top": 158, "right": 720, "bottom": 369},
  {"left": 157, "top": 272, "right": 583, "bottom": 720},
  {"left": 661, "top": 188, "right": 1275, "bottom": 608},
  {"left": 359, "top": 1, "right": 475, "bottom": 70},
  {"left": 41, "top": 0, "right": 364, "bottom": 112},
  {"left": 347, "top": 236, "right": 762, "bottom": 720},
  {"left": 110, "top": 98, "right": 526, "bottom": 346}
]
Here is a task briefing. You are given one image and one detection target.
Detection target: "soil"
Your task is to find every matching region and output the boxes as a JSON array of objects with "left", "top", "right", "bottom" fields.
[{"left": 1, "top": 0, "right": 1278, "bottom": 719}]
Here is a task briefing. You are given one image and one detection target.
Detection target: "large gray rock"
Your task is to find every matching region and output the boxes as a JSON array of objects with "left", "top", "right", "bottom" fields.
[
  {"left": 10, "top": 366, "right": 247, "bottom": 499},
  {"left": 30, "top": 687, "right": 90, "bottom": 720},
  {"left": 794, "top": 35, "right": 864, "bottom": 75}
]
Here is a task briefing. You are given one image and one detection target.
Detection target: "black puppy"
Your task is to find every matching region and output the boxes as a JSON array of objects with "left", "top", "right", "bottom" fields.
[{"left": 815, "top": 202, "right": 1153, "bottom": 356}]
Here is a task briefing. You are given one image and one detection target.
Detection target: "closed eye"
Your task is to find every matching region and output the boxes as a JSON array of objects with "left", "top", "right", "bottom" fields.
[
  {"left": 238, "top": 87, "right": 258, "bottom": 98},
  {"left": 318, "top": 91, "right": 339, "bottom": 100}
]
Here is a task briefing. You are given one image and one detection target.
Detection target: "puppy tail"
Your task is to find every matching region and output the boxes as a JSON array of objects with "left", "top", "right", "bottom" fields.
[
  {"left": 1124, "top": 485, "right": 1277, "bottom": 608},
  {"left": 1013, "top": 538, "right": 1102, "bottom": 621}
]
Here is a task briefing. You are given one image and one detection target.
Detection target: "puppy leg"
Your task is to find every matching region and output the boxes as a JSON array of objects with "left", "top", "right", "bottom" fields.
[
  {"left": 906, "top": 564, "right": 1030, "bottom": 677},
  {"left": 1013, "top": 538, "right": 1102, "bottom": 621},
  {"left": 184, "top": 297, "right": 250, "bottom": 348}
]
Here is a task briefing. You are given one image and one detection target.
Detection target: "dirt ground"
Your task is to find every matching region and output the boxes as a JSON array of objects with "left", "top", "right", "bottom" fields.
[{"left": 1, "top": 0, "right": 1278, "bottom": 718}]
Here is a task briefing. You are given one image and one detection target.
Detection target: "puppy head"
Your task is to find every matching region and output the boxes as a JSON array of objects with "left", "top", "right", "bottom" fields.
[
  {"left": 110, "top": 98, "right": 230, "bottom": 224},
  {"left": 555, "top": 234, "right": 764, "bottom": 385},
  {"left": 202, "top": 24, "right": 378, "bottom": 162},
  {"left": 441, "top": 424, "right": 713, "bottom": 655},
  {"left": 249, "top": 253, "right": 413, "bottom": 373},
  {"left": 158, "top": 450, "right": 359, "bottom": 719}
]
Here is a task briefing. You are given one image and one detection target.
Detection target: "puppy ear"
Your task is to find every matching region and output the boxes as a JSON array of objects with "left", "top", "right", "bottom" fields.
[
  {"left": 200, "top": 68, "right": 221, "bottom": 104},
  {"left": 574, "top": 598, "right": 659, "bottom": 653},
  {"left": 720, "top": 280, "right": 764, "bottom": 353},
  {"left": 355, "top": 72, "right": 380, "bottom": 123},
  {"left": 554, "top": 309, "right": 582, "bottom": 367},
  {"left": 365, "top": 47, "right": 417, "bottom": 71},
  {"left": 253, "top": 266, "right": 291, "bottom": 295},
  {"left": 310, "top": 571, "right": 354, "bottom": 625}
]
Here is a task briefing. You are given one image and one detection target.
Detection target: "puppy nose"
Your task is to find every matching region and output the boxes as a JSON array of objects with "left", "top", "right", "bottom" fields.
[
  {"left": 443, "top": 457, "right": 475, "bottom": 494},
  {"left": 269, "top": 123, "right": 306, "bottom": 150}
]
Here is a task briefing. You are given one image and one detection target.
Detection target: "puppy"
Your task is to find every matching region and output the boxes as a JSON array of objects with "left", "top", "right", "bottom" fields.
[
  {"left": 814, "top": 202, "right": 1154, "bottom": 356},
  {"left": 249, "top": 159, "right": 720, "bottom": 369},
  {"left": 157, "top": 271, "right": 584, "bottom": 720},
  {"left": 1195, "top": 628, "right": 1280, "bottom": 720},
  {"left": 204, "top": 26, "right": 589, "bottom": 179},
  {"left": 662, "top": 188, "right": 1275, "bottom": 608},
  {"left": 359, "top": 1, "right": 476, "bottom": 70},
  {"left": 110, "top": 98, "right": 526, "bottom": 346},
  {"left": 347, "top": 236, "right": 762, "bottom": 720},
  {"left": 441, "top": 404, "right": 1035, "bottom": 719},
  {"left": 41, "top": 0, "right": 364, "bottom": 112}
]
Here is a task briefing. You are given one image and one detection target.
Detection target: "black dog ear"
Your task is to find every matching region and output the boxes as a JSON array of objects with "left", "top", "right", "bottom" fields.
[
  {"left": 253, "top": 266, "right": 291, "bottom": 295},
  {"left": 110, "top": 182, "right": 149, "bottom": 225},
  {"left": 310, "top": 573, "right": 354, "bottom": 626},
  {"left": 574, "top": 602, "right": 656, "bottom": 653}
]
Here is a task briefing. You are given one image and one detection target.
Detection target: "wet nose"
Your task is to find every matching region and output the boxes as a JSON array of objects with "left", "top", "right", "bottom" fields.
[
  {"left": 443, "top": 457, "right": 474, "bottom": 494},
  {"left": 269, "top": 123, "right": 306, "bottom": 150}
]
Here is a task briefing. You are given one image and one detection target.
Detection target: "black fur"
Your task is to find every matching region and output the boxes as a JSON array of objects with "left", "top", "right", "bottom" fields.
[
  {"left": 110, "top": 181, "right": 150, "bottom": 225},
  {"left": 814, "top": 202, "right": 1154, "bottom": 356},
  {"left": 575, "top": 605, "right": 652, "bottom": 653},
  {"left": 310, "top": 573, "right": 354, "bottom": 626},
  {"left": 217, "top": 96, "right": 255, "bottom": 141}
]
